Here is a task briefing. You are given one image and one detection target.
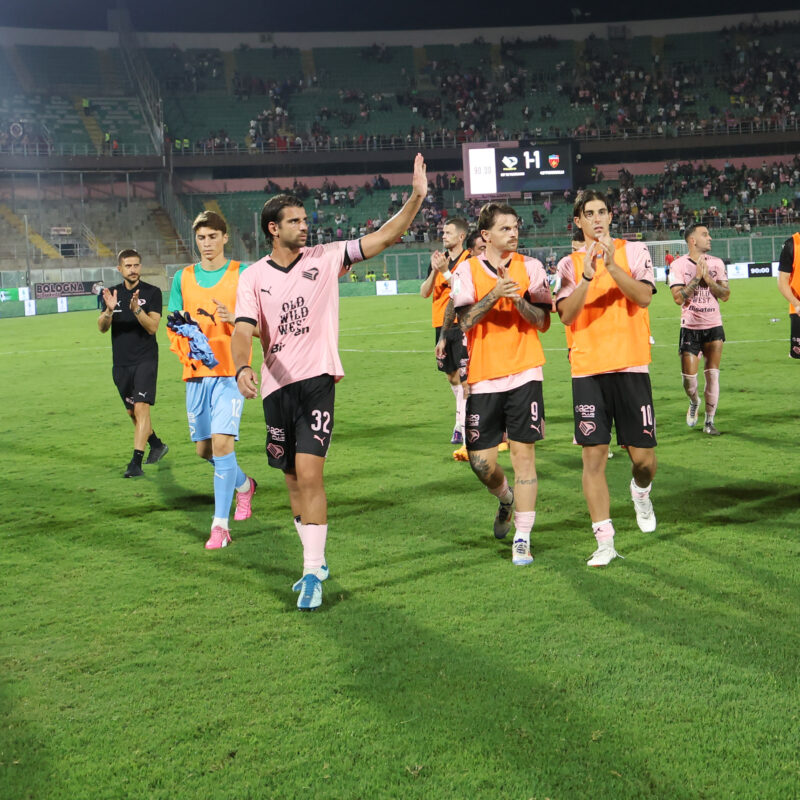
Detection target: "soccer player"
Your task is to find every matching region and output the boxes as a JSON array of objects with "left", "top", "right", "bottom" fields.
[
  {"left": 98, "top": 249, "right": 168, "bottom": 478},
  {"left": 447, "top": 228, "right": 488, "bottom": 461},
  {"left": 231, "top": 153, "right": 428, "bottom": 610},
  {"left": 465, "top": 228, "right": 487, "bottom": 258},
  {"left": 555, "top": 190, "right": 657, "bottom": 567},
  {"left": 450, "top": 202, "right": 551, "bottom": 566},
  {"left": 776, "top": 232, "right": 800, "bottom": 358},
  {"left": 167, "top": 211, "right": 256, "bottom": 550},
  {"left": 669, "top": 224, "right": 730, "bottom": 435},
  {"left": 664, "top": 249, "right": 674, "bottom": 285},
  {"left": 420, "top": 217, "right": 471, "bottom": 445}
]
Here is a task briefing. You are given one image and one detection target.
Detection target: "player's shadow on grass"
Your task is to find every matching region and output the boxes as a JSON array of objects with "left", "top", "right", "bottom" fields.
[
  {"left": 78, "top": 512, "right": 309, "bottom": 610},
  {"left": 565, "top": 562, "right": 797, "bottom": 688},
  {"left": 292, "top": 596, "right": 711, "bottom": 797},
  {"left": 673, "top": 536, "right": 799, "bottom": 594},
  {"left": 701, "top": 427, "right": 787, "bottom": 448},
  {"left": 650, "top": 483, "right": 799, "bottom": 527}
]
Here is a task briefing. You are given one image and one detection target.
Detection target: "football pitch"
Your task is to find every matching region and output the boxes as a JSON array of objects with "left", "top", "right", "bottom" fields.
[{"left": 2, "top": 278, "right": 798, "bottom": 799}]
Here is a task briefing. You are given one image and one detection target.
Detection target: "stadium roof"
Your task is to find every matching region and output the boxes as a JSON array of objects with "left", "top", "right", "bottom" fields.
[{"left": 0, "top": 0, "right": 797, "bottom": 33}]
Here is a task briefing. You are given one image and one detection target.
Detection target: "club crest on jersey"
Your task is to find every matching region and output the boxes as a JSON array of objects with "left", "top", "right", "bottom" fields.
[
  {"left": 267, "top": 443, "right": 285, "bottom": 459},
  {"left": 579, "top": 421, "right": 596, "bottom": 436},
  {"left": 302, "top": 267, "right": 320, "bottom": 281},
  {"left": 548, "top": 154, "right": 560, "bottom": 168}
]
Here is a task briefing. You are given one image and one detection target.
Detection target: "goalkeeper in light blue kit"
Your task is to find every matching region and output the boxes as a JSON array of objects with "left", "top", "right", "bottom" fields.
[{"left": 167, "top": 211, "right": 257, "bottom": 550}]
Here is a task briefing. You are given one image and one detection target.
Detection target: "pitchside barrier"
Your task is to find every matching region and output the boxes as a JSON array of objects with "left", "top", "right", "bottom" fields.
[{"left": 0, "top": 235, "right": 789, "bottom": 319}]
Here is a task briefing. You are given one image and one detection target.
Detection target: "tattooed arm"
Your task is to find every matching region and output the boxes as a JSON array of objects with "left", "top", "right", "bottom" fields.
[
  {"left": 435, "top": 298, "right": 458, "bottom": 359},
  {"left": 511, "top": 295, "right": 550, "bottom": 332},
  {"left": 459, "top": 270, "right": 519, "bottom": 331}
]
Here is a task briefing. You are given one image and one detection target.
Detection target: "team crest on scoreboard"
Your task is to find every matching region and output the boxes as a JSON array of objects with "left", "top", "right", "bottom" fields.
[{"left": 548, "top": 154, "right": 560, "bottom": 168}]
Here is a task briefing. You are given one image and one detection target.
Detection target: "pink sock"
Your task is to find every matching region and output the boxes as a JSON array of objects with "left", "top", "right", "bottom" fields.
[
  {"left": 455, "top": 383, "right": 466, "bottom": 434},
  {"left": 489, "top": 477, "right": 512, "bottom": 504},
  {"left": 681, "top": 372, "right": 699, "bottom": 403},
  {"left": 513, "top": 510, "right": 536, "bottom": 538},
  {"left": 302, "top": 523, "right": 327, "bottom": 573},
  {"left": 704, "top": 368, "right": 719, "bottom": 418},
  {"left": 592, "top": 519, "right": 615, "bottom": 543},
  {"left": 293, "top": 515, "right": 304, "bottom": 544}
]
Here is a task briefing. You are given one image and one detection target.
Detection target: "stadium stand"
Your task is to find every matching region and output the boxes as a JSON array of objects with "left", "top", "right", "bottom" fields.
[
  {"left": 0, "top": 14, "right": 797, "bottom": 297},
  {"left": 1, "top": 19, "right": 797, "bottom": 155}
]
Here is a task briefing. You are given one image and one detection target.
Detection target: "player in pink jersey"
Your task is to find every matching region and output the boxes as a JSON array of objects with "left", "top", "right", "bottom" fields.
[
  {"left": 231, "top": 153, "right": 427, "bottom": 610},
  {"left": 668, "top": 224, "right": 730, "bottom": 435}
]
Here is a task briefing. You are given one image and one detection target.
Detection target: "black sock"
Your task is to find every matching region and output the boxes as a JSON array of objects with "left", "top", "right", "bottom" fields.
[
  {"left": 147, "top": 432, "right": 162, "bottom": 448},
  {"left": 132, "top": 449, "right": 144, "bottom": 467}
]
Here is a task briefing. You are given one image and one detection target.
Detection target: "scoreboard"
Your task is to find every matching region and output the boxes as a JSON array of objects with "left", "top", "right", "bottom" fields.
[{"left": 463, "top": 142, "right": 574, "bottom": 197}]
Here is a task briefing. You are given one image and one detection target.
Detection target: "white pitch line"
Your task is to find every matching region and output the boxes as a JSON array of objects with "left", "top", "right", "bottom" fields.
[
  {"left": 344, "top": 318, "right": 429, "bottom": 332},
  {"left": 341, "top": 328, "right": 430, "bottom": 337},
  {"left": 0, "top": 345, "right": 107, "bottom": 356},
  {"left": 342, "top": 338, "right": 787, "bottom": 354},
  {"left": 2, "top": 337, "right": 788, "bottom": 359},
  {"left": 341, "top": 348, "right": 431, "bottom": 353}
]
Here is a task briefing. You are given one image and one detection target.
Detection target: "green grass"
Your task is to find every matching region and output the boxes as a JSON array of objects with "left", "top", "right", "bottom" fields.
[{"left": 2, "top": 279, "right": 799, "bottom": 799}]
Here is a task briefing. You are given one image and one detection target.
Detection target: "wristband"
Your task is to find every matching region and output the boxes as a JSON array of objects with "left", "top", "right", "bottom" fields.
[
  {"left": 442, "top": 269, "right": 453, "bottom": 281},
  {"left": 236, "top": 365, "right": 254, "bottom": 380},
  {"left": 582, "top": 272, "right": 593, "bottom": 282}
]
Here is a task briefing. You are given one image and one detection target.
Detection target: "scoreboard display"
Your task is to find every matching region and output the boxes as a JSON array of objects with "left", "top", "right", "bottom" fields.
[{"left": 463, "top": 142, "right": 574, "bottom": 197}]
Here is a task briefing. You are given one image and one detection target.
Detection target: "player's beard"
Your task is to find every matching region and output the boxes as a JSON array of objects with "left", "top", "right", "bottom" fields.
[{"left": 283, "top": 231, "right": 307, "bottom": 250}]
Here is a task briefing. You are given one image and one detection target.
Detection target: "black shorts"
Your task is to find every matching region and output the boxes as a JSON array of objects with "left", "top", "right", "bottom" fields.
[
  {"left": 113, "top": 360, "right": 158, "bottom": 410},
  {"left": 572, "top": 372, "right": 656, "bottom": 448},
  {"left": 679, "top": 325, "right": 725, "bottom": 356},
  {"left": 434, "top": 326, "right": 468, "bottom": 378},
  {"left": 791, "top": 315, "right": 800, "bottom": 359},
  {"left": 262, "top": 374, "right": 335, "bottom": 471},
  {"left": 465, "top": 380, "right": 545, "bottom": 450}
]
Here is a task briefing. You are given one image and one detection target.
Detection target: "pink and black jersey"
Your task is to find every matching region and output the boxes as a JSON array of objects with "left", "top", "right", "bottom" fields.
[
  {"left": 235, "top": 240, "right": 364, "bottom": 398},
  {"left": 450, "top": 254, "right": 551, "bottom": 394},
  {"left": 668, "top": 254, "right": 727, "bottom": 329}
]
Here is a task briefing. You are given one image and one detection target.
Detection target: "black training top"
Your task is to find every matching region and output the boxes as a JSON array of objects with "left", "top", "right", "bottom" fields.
[
  {"left": 102, "top": 280, "right": 162, "bottom": 366},
  {"left": 778, "top": 236, "right": 795, "bottom": 274}
]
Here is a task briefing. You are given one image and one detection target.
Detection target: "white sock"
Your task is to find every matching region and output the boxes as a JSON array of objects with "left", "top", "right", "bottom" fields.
[{"left": 212, "top": 516, "right": 229, "bottom": 530}]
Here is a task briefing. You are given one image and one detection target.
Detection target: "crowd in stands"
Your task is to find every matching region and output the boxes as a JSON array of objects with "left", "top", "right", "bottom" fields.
[
  {"left": 224, "top": 19, "right": 799, "bottom": 153},
  {"left": 594, "top": 157, "right": 800, "bottom": 234},
  {"left": 246, "top": 156, "right": 798, "bottom": 247},
  {"left": 559, "top": 21, "right": 800, "bottom": 139},
  {"left": 7, "top": 21, "right": 796, "bottom": 157}
]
